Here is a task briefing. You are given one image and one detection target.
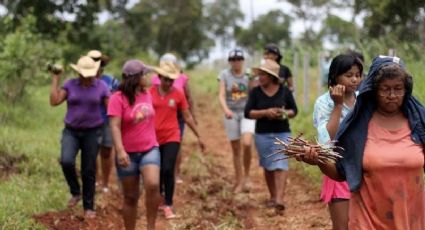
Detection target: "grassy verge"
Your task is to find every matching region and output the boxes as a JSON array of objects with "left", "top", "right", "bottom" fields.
[{"left": 0, "top": 87, "right": 67, "bottom": 229}]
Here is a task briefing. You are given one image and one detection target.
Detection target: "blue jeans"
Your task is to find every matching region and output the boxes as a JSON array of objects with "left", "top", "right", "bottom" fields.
[{"left": 60, "top": 126, "right": 101, "bottom": 210}]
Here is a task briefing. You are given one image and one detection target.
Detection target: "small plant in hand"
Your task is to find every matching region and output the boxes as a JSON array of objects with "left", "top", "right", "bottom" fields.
[
  {"left": 47, "top": 63, "right": 63, "bottom": 75},
  {"left": 267, "top": 133, "right": 344, "bottom": 164}
]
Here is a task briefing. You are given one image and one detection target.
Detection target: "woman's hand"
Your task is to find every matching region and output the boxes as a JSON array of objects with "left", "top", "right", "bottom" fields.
[
  {"left": 329, "top": 85, "right": 345, "bottom": 106},
  {"left": 294, "top": 146, "right": 320, "bottom": 165},
  {"left": 197, "top": 137, "right": 206, "bottom": 153},
  {"left": 224, "top": 109, "right": 233, "bottom": 119},
  {"left": 116, "top": 150, "right": 130, "bottom": 167},
  {"left": 266, "top": 108, "right": 282, "bottom": 120}
]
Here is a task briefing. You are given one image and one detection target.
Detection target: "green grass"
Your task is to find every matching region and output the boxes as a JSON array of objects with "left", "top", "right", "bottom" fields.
[{"left": 0, "top": 86, "right": 67, "bottom": 229}]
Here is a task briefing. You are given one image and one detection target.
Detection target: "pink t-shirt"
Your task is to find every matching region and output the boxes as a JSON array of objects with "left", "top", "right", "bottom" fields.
[
  {"left": 151, "top": 73, "right": 188, "bottom": 95},
  {"left": 107, "top": 91, "right": 158, "bottom": 153}
]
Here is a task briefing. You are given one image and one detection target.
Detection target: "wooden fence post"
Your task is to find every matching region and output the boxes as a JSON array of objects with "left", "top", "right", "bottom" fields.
[
  {"left": 293, "top": 52, "right": 299, "bottom": 99},
  {"left": 303, "top": 53, "right": 310, "bottom": 111}
]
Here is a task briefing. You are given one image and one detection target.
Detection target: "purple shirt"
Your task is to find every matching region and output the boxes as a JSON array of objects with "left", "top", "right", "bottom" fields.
[{"left": 62, "top": 78, "right": 110, "bottom": 129}]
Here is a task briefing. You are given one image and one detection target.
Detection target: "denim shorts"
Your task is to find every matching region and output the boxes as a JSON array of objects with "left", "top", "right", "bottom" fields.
[
  {"left": 99, "top": 122, "right": 113, "bottom": 148},
  {"left": 255, "top": 132, "right": 291, "bottom": 171},
  {"left": 116, "top": 147, "right": 161, "bottom": 178}
]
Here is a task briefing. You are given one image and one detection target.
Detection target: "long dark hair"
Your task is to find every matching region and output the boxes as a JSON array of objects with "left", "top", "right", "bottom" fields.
[
  {"left": 118, "top": 73, "right": 145, "bottom": 106},
  {"left": 328, "top": 54, "right": 364, "bottom": 87}
]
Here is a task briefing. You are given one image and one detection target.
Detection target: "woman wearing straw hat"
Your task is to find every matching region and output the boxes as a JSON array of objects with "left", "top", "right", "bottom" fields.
[
  {"left": 150, "top": 61, "right": 205, "bottom": 219},
  {"left": 151, "top": 53, "right": 196, "bottom": 184},
  {"left": 87, "top": 50, "right": 119, "bottom": 193},
  {"left": 244, "top": 59, "right": 298, "bottom": 211},
  {"left": 49, "top": 56, "right": 110, "bottom": 218},
  {"left": 108, "top": 60, "right": 160, "bottom": 230},
  {"left": 263, "top": 44, "right": 294, "bottom": 91}
]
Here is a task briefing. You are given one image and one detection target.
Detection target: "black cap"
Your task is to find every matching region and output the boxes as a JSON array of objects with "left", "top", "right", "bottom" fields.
[
  {"left": 264, "top": 43, "right": 282, "bottom": 62},
  {"left": 228, "top": 48, "right": 244, "bottom": 61}
]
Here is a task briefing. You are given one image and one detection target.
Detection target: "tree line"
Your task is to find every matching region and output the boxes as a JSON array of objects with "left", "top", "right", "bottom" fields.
[{"left": 0, "top": 0, "right": 424, "bottom": 102}]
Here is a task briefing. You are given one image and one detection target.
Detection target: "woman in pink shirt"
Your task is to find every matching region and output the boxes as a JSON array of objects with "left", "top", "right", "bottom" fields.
[{"left": 108, "top": 60, "right": 160, "bottom": 230}]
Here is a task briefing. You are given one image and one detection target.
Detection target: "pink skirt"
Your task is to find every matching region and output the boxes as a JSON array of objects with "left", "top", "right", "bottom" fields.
[{"left": 320, "top": 175, "right": 350, "bottom": 203}]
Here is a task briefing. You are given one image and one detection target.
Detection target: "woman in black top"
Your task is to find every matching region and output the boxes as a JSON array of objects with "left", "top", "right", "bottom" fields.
[
  {"left": 263, "top": 43, "right": 294, "bottom": 91},
  {"left": 245, "top": 59, "right": 298, "bottom": 211}
]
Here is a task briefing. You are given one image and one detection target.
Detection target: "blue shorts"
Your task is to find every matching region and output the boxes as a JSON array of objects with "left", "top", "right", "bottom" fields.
[
  {"left": 255, "top": 132, "right": 291, "bottom": 171},
  {"left": 99, "top": 122, "right": 113, "bottom": 148},
  {"left": 116, "top": 147, "right": 160, "bottom": 178}
]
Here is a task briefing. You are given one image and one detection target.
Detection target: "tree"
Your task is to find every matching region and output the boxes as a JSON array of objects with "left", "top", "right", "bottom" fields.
[
  {"left": 235, "top": 10, "right": 292, "bottom": 53},
  {"left": 320, "top": 14, "right": 358, "bottom": 46},
  {"left": 354, "top": 0, "right": 425, "bottom": 42},
  {"left": 123, "top": 0, "right": 213, "bottom": 65},
  {"left": 0, "top": 16, "right": 62, "bottom": 102},
  {"left": 204, "top": 0, "right": 244, "bottom": 47}
]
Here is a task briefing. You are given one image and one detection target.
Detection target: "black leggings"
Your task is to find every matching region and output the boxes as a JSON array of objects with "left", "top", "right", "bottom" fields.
[{"left": 159, "top": 142, "right": 180, "bottom": 206}]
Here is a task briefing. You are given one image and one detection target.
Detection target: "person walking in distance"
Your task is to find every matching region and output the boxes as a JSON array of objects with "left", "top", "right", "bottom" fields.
[
  {"left": 218, "top": 49, "right": 256, "bottom": 193},
  {"left": 263, "top": 43, "right": 294, "bottom": 91},
  {"left": 245, "top": 59, "right": 298, "bottom": 211},
  {"left": 87, "top": 50, "right": 120, "bottom": 193}
]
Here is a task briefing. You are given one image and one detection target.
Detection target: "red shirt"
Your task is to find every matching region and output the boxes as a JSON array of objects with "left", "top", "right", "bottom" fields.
[{"left": 150, "top": 86, "right": 189, "bottom": 144}]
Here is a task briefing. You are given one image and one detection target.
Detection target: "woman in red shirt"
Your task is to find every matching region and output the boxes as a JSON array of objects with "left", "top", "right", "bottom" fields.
[{"left": 150, "top": 61, "right": 205, "bottom": 219}]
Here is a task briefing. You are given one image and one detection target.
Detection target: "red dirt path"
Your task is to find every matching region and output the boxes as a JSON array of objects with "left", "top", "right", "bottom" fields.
[{"left": 34, "top": 94, "right": 331, "bottom": 230}]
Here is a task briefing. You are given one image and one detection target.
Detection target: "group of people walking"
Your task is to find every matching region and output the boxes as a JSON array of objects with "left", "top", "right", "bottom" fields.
[
  {"left": 49, "top": 51, "right": 202, "bottom": 229},
  {"left": 49, "top": 44, "right": 425, "bottom": 230}
]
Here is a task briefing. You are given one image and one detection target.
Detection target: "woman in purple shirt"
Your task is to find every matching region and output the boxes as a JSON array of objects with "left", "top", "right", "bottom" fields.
[{"left": 49, "top": 56, "right": 109, "bottom": 218}]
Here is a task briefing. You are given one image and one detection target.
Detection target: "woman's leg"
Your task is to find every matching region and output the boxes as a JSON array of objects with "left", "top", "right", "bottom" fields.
[
  {"left": 274, "top": 169, "right": 288, "bottom": 206},
  {"left": 160, "top": 142, "right": 180, "bottom": 206},
  {"left": 120, "top": 175, "right": 140, "bottom": 230},
  {"left": 80, "top": 128, "right": 100, "bottom": 211},
  {"left": 329, "top": 199, "right": 349, "bottom": 230},
  {"left": 241, "top": 132, "right": 253, "bottom": 186},
  {"left": 230, "top": 139, "right": 243, "bottom": 192},
  {"left": 99, "top": 146, "right": 113, "bottom": 189},
  {"left": 264, "top": 169, "right": 276, "bottom": 202},
  {"left": 141, "top": 165, "right": 160, "bottom": 230},
  {"left": 60, "top": 128, "right": 81, "bottom": 203}
]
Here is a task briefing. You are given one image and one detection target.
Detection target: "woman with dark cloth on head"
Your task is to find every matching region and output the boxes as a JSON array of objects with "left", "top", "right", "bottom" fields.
[{"left": 298, "top": 56, "right": 425, "bottom": 229}]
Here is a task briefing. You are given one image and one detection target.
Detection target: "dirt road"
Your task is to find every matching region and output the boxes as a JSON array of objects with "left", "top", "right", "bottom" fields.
[{"left": 34, "top": 94, "right": 331, "bottom": 229}]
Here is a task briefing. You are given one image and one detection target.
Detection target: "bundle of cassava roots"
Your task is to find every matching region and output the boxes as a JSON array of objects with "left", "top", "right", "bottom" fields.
[{"left": 269, "top": 133, "right": 343, "bottom": 164}]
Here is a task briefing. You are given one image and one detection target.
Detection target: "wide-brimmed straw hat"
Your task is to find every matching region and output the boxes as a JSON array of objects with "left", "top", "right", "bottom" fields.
[
  {"left": 252, "top": 59, "right": 280, "bottom": 79},
  {"left": 87, "top": 50, "right": 110, "bottom": 66},
  {"left": 153, "top": 61, "right": 180, "bottom": 80},
  {"left": 70, "top": 56, "right": 100, "bottom": 78}
]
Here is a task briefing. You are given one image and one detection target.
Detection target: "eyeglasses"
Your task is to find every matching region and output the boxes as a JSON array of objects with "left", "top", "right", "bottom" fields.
[{"left": 377, "top": 88, "right": 405, "bottom": 97}]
